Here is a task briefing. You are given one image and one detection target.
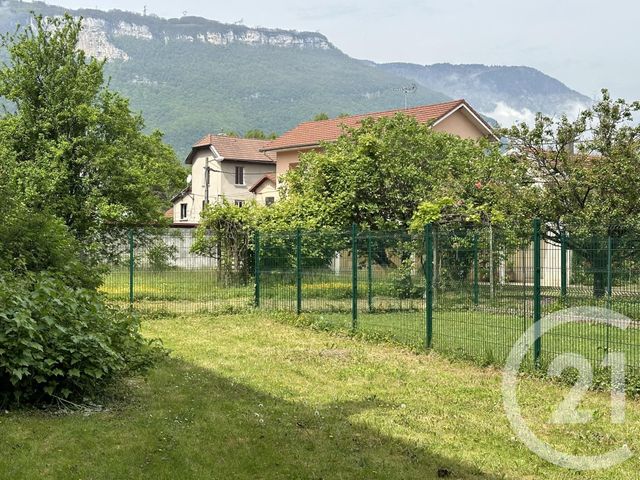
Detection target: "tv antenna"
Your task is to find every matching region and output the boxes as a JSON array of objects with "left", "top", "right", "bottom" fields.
[{"left": 394, "top": 83, "right": 417, "bottom": 109}]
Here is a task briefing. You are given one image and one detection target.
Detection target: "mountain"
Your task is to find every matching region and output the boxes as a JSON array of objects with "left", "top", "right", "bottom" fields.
[
  {"left": 0, "top": 1, "right": 450, "bottom": 156},
  {"left": 378, "top": 63, "right": 592, "bottom": 127},
  {"left": 0, "top": 2, "right": 591, "bottom": 156}
]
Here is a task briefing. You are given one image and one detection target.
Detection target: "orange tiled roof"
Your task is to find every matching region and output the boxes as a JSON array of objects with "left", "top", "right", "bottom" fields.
[
  {"left": 263, "top": 99, "right": 485, "bottom": 152},
  {"left": 187, "top": 135, "right": 274, "bottom": 164}
]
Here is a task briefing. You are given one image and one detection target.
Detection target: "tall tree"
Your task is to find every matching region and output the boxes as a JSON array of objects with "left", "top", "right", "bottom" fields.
[
  {"left": 0, "top": 14, "right": 185, "bottom": 244},
  {"left": 503, "top": 89, "right": 640, "bottom": 296}
]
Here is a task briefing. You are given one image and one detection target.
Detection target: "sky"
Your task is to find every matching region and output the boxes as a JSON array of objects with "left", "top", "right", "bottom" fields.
[{"left": 33, "top": 0, "right": 639, "bottom": 101}]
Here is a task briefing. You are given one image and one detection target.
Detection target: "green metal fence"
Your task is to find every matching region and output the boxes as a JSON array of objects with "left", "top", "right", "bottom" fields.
[{"left": 101, "top": 222, "right": 640, "bottom": 369}]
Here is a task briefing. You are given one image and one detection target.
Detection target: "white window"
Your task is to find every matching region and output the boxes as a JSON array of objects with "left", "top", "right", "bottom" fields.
[
  {"left": 180, "top": 203, "right": 188, "bottom": 220},
  {"left": 265, "top": 197, "right": 275, "bottom": 206},
  {"left": 235, "top": 166, "right": 245, "bottom": 185},
  {"left": 234, "top": 200, "right": 245, "bottom": 207}
]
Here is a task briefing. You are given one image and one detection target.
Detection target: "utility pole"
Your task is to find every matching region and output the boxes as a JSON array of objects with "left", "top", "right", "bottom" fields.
[{"left": 204, "top": 158, "right": 210, "bottom": 205}]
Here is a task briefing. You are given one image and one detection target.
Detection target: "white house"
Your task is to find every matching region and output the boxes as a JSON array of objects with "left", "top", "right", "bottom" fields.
[{"left": 170, "top": 134, "right": 276, "bottom": 226}]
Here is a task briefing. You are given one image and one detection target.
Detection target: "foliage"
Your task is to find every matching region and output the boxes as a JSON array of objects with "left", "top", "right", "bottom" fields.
[
  {"left": 502, "top": 89, "right": 640, "bottom": 296},
  {"left": 146, "top": 240, "right": 178, "bottom": 271},
  {"left": 502, "top": 89, "right": 640, "bottom": 240},
  {"left": 192, "top": 199, "right": 259, "bottom": 282},
  {"left": 282, "top": 114, "right": 516, "bottom": 233},
  {"left": 0, "top": 14, "right": 174, "bottom": 406},
  {"left": 0, "top": 14, "right": 185, "bottom": 248},
  {"left": 0, "top": 271, "right": 163, "bottom": 405},
  {"left": 312, "top": 113, "right": 329, "bottom": 121},
  {"left": 244, "top": 129, "right": 277, "bottom": 140}
]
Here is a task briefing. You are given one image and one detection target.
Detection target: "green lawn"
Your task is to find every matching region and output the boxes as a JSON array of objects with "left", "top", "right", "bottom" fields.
[{"left": 1, "top": 313, "right": 639, "bottom": 479}]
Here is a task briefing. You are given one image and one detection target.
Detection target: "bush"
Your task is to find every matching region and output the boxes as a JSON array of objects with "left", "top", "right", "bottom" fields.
[{"left": 0, "top": 271, "right": 163, "bottom": 406}]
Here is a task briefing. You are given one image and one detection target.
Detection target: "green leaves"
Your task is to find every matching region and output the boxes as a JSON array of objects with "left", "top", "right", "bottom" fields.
[
  {"left": 502, "top": 89, "right": 640, "bottom": 242},
  {"left": 0, "top": 271, "right": 163, "bottom": 406},
  {"left": 0, "top": 14, "right": 185, "bottom": 248}
]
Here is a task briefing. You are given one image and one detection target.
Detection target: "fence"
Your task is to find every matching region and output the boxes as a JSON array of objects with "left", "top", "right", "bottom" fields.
[{"left": 101, "top": 221, "right": 640, "bottom": 369}]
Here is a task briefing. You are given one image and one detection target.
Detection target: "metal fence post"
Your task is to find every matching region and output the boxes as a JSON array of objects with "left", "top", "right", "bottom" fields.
[
  {"left": 560, "top": 230, "right": 567, "bottom": 302},
  {"left": 473, "top": 233, "right": 479, "bottom": 306},
  {"left": 607, "top": 235, "right": 613, "bottom": 302},
  {"left": 128, "top": 228, "right": 134, "bottom": 308},
  {"left": 606, "top": 235, "right": 613, "bottom": 352},
  {"left": 296, "top": 228, "right": 302, "bottom": 315},
  {"left": 367, "top": 233, "right": 373, "bottom": 313},
  {"left": 351, "top": 223, "right": 358, "bottom": 331},
  {"left": 425, "top": 224, "right": 434, "bottom": 349},
  {"left": 254, "top": 230, "right": 261, "bottom": 308},
  {"left": 533, "top": 218, "right": 542, "bottom": 366}
]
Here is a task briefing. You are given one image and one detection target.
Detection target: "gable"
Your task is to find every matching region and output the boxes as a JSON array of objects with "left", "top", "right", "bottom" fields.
[{"left": 433, "top": 109, "right": 485, "bottom": 139}]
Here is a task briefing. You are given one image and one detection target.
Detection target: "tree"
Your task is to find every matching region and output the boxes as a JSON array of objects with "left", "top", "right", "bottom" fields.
[
  {"left": 0, "top": 15, "right": 185, "bottom": 247},
  {"left": 502, "top": 89, "right": 640, "bottom": 297},
  {"left": 282, "top": 113, "right": 514, "bottom": 233},
  {"left": 244, "top": 129, "right": 277, "bottom": 140},
  {"left": 312, "top": 113, "right": 329, "bottom": 121}
]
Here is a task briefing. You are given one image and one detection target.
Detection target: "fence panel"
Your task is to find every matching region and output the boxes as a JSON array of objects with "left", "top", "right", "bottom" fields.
[{"left": 100, "top": 224, "right": 640, "bottom": 371}]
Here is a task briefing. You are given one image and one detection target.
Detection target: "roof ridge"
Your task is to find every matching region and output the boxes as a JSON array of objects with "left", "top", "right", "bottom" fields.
[{"left": 291, "top": 99, "right": 465, "bottom": 128}]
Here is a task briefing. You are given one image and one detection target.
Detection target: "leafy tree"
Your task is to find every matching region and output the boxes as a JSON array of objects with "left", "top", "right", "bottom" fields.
[
  {"left": 502, "top": 89, "right": 640, "bottom": 296},
  {"left": 244, "top": 129, "right": 277, "bottom": 140},
  {"left": 0, "top": 14, "right": 168, "bottom": 406},
  {"left": 0, "top": 15, "right": 185, "bottom": 247},
  {"left": 282, "top": 114, "right": 514, "bottom": 233},
  {"left": 312, "top": 112, "right": 329, "bottom": 121}
]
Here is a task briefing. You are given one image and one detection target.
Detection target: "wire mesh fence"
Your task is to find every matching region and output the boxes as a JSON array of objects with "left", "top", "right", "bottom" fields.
[{"left": 101, "top": 222, "right": 640, "bottom": 369}]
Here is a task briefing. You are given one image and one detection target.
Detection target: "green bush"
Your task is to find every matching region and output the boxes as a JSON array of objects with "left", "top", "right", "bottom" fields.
[{"left": 0, "top": 271, "right": 163, "bottom": 406}]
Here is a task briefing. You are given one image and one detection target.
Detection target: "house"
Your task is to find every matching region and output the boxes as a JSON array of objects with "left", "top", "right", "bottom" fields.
[
  {"left": 170, "top": 135, "right": 276, "bottom": 226},
  {"left": 249, "top": 174, "right": 277, "bottom": 206},
  {"left": 261, "top": 99, "right": 497, "bottom": 194}
]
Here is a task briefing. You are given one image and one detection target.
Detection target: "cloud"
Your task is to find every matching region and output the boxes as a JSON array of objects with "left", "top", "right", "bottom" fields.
[{"left": 486, "top": 102, "right": 536, "bottom": 127}]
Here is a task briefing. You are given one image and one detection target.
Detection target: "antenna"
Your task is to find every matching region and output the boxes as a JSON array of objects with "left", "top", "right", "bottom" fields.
[{"left": 393, "top": 83, "right": 417, "bottom": 109}]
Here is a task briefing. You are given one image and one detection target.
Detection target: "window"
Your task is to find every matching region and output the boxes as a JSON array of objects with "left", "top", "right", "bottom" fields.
[
  {"left": 180, "top": 203, "right": 188, "bottom": 220},
  {"left": 265, "top": 197, "right": 275, "bottom": 206},
  {"left": 235, "top": 166, "right": 245, "bottom": 185},
  {"left": 234, "top": 200, "right": 245, "bottom": 207}
]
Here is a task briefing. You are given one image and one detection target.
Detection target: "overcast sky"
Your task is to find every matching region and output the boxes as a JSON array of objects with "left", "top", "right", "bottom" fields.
[{"left": 39, "top": 0, "right": 639, "bottom": 101}]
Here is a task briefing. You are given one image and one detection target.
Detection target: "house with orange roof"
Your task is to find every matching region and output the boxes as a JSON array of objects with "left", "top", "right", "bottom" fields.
[
  {"left": 261, "top": 99, "right": 497, "bottom": 195},
  {"left": 170, "top": 135, "right": 276, "bottom": 226}
]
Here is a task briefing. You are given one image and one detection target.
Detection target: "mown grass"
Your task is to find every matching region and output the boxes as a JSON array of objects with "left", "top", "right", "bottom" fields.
[{"left": 1, "top": 313, "right": 639, "bottom": 479}]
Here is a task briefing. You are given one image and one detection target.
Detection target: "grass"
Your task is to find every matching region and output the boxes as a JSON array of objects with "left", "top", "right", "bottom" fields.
[{"left": 1, "top": 313, "right": 639, "bottom": 479}]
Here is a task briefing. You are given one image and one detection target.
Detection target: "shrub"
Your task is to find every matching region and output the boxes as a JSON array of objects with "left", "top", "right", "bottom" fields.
[
  {"left": 146, "top": 240, "right": 178, "bottom": 271},
  {"left": 0, "top": 271, "right": 163, "bottom": 406}
]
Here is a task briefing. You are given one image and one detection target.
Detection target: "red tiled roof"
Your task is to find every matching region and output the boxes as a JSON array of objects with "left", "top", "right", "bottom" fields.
[
  {"left": 187, "top": 135, "right": 274, "bottom": 164},
  {"left": 263, "top": 99, "right": 489, "bottom": 152},
  {"left": 249, "top": 173, "right": 276, "bottom": 193}
]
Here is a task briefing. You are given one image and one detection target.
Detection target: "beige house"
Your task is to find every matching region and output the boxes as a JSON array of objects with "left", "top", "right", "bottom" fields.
[
  {"left": 261, "top": 99, "right": 498, "bottom": 195},
  {"left": 249, "top": 174, "right": 277, "bottom": 206},
  {"left": 170, "top": 135, "right": 275, "bottom": 226}
]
